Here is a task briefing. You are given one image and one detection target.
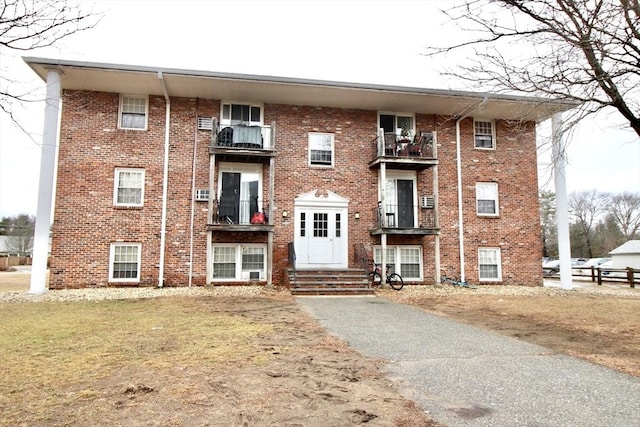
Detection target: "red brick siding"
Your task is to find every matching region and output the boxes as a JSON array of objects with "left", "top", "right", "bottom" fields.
[
  {"left": 50, "top": 91, "right": 542, "bottom": 288},
  {"left": 434, "top": 117, "right": 542, "bottom": 286}
]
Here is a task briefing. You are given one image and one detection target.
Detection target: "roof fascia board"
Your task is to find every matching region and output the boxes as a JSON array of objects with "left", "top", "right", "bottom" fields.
[{"left": 23, "top": 56, "right": 580, "bottom": 119}]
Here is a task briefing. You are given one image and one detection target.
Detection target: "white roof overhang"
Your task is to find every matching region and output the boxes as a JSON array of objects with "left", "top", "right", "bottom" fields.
[{"left": 24, "top": 57, "right": 579, "bottom": 122}]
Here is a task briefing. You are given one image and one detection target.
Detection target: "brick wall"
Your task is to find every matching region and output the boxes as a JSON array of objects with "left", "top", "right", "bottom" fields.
[
  {"left": 435, "top": 117, "right": 542, "bottom": 286},
  {"left": 50, "top": 90, "right": 542, "bottom": 288}
]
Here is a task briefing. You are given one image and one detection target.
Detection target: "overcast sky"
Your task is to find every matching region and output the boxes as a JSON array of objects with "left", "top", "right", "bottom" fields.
[{"left": 0, "top": 0, "right": 638, "bottom": 218}]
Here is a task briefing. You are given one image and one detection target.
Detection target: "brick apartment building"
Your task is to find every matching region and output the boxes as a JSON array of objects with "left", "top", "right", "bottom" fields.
[{"left": 25, "top": 57, "right": 575, "bottom": 290}]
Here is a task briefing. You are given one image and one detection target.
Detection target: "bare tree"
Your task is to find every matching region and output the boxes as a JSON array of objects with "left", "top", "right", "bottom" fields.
[
  {"left": 1, "top": 214, "right": 35, "bottom": 255},
  {"left": 608, "top": 191, "right": 640, "bottom": 240},
  {"left": 429, "top": 0, "right": 640, "bottom": 136},
  {"left": 539, "top": 190, "right": 558, "bottom": 257},
  {"left": 0, "top": 0, "right": 100, "bottom": 132},
  {"left": 569, "top": 190, "right": 608, "bottom": 258}
]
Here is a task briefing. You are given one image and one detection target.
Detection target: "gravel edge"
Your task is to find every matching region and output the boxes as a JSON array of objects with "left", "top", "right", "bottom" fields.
[{"left": 1, "top": 280, "right": 638, "bottom": 304}]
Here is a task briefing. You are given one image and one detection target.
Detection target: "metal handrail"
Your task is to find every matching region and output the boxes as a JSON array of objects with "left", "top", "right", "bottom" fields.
[{"left": 288, "top": 242, "right": 296, "bottom": 279}]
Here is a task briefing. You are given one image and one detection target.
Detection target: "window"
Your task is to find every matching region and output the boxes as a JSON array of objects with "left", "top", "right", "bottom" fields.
[
  {"left": 374, "top": 245, "right": 423, "bottom": 280},
  {"left": 476, "top": 182, "right": 499, "bottom": 216},
  {"left": 379, "top": 113, "right": 414, "bottom": 138},
  {"left": 300, "top": 212, "right": 306, "bottom": 237},
  {"left": 478, "top": 248, "right": 501, "bottom": 281},
  {"left": 110, "top": 243, "right": 141, "bottom": 282},
  {"left": 119, "top": 95, "right": 148, "bottom": 130},
  {"left": 308, "top": 133, "right": 334, "bottom": 167},
  {"left": 218, "top": 163, "right": 262, "bottom": 224},
  {"left": 212, "top": 244, "right": 266, "bottom": 280},
  {"left": 374, "top": 247, "right": 396, "bottom": 274},
  {"left": 474, "top": 119, "right": 495, "bottom": 149},
  {"left": 114, "top": 168, "right": 145, "bottom": 207},
  {"left": 399, "top": 247, "right": 421, "bottom": 278},
  {"left": 221, "top": 103, "right": 262, "bottom": 125},
  {"left": 213, "top": 246, "right": 236, "bottom": 279}
]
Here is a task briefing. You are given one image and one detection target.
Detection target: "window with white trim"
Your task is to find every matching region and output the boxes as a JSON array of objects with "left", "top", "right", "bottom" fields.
[
  {"left": 221, "top": 103, "right": 262, "bottom": 126},
  {"left": 119, "top": 95, "right": 148, "bottom": 130},
  {"left": 373, "top": 245, "right": 422, "bottom": 280},
  {"left": 114, "top": 168, "right": 145, "bottom": 207},
  {"left": 308, "top": 133, "right": 334, "bottom": 167},
  {"left": 212, "top": 244, "right": 267, "bottom": 281},
  {"left": 474, "top": 119, "right": 495, "bottom": 149},
  {"left": 478, "top": 248, "right": 501, "bottom": 281},
  {"left": 379, "top": 113, "right": 415, "bottom": 138},
  {"left": 476, "top": 182, "right": 499, "bottom": 216},
  {"left": 109, "top": 243, "right": 141, "bottom": 282}
]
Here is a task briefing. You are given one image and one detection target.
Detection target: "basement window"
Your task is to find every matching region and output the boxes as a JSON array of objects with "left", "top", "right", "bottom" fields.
[
  {"left": 109, "top": 243, "right": 141, "bottom": 282},
  {"left": 212, "top": 244, "right": 266, "bottom": 281}
]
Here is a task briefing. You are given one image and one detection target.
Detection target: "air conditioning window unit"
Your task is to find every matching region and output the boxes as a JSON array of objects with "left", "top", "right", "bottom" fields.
[
  {"left": 421, "top": 195, "right": 435, "bottom": 209},
  {"left": 249, "top": 271, "right": 261, "bottom": 280},
  {"left": 197, "top": 117, "right": 213, "bottom": 130},
  {"left": 195, "top": 189, "right": 209, "bottom": 201}
]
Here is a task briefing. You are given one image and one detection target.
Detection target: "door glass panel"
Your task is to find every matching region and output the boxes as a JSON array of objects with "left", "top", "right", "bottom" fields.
[
  {"left": 300, "top": 212, "right": 306, "bottom": 237},
  {"left": 335, "top": 213, "right": 341, "bottom": 238},
  {"left": 220, "top": 172, "right": 241, "bottom": 223},
  {"left": 313, "top": 213, "right": 328, "bottom": 237},
  {"left": 397, "top": 179, "right": 414, "bottom": 227}
]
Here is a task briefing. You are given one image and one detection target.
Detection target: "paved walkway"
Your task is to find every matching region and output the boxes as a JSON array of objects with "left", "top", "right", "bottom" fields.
[{"left": 297, "top": 296, "right": 640, "bottom": 427}]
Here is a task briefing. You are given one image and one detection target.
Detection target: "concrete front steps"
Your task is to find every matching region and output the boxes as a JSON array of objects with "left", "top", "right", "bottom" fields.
[{"left": 289, "top": 269, "right": 374, "bottom": 296}]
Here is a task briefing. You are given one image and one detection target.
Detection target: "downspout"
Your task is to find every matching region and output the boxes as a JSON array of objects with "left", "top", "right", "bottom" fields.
[
  {"left": 455, "top": 96, "right": 488, "bottom": 282},
  {"left": 455, "top": 116, "right": 466, "bottom": 282},
  {"left": 188, "top": 100, "right": 200, "bottom": 287},
  {"left": 158, "top": 71, "right": 171, "bottom": 288}
]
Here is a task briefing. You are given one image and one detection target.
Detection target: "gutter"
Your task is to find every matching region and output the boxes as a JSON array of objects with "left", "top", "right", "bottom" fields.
[{"left": 158, "top": 71, "right": 171, "bottom": 288}]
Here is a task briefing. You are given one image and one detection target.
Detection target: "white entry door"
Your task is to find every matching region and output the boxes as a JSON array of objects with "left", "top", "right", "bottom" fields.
[
  {"left": 296, "top": 209, "right": 344, "bottom": 267},
  {"left": 294, "top": 190, "right": 349, "bottom": 269}
]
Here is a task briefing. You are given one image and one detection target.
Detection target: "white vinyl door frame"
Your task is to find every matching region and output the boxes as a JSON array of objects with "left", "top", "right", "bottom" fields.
[{"left": 294, "top": 190, "right": 349, "bottom": 269}]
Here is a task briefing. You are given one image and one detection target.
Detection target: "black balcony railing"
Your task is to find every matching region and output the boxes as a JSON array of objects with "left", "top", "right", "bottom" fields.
[
  {"left": 213, "top": 124, "right": 273, "bottom": 150},
  {"left": 372, "top": 204, "right": 436, "bottom": 229},
  {"left": 374, "top": 131, "right": 435, "bottom": 159},
  {"left": 212, "top": 199, "right": 269, "bottom": 225}
]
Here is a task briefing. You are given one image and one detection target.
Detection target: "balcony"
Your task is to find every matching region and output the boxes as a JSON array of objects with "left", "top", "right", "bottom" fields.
[
  {"left": 368, "top": 131, "right": 438, "bottom": 171},
  {"left": 209, "top": 123, "right": 275, "bottom": 160},
  {"left": 207, "top": 199, "right": 274, "bottom": 232},
  {"left": 369, "top": 204, "right": 439, "bottom": 236}
]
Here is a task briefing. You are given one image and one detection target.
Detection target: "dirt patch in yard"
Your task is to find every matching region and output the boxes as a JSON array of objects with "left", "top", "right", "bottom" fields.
[
  {"left": 0, "top": 273, "right": 437, "bottom": 426},
  {"left": 4, "top": 270, "right": 640, "bottom": 426}
]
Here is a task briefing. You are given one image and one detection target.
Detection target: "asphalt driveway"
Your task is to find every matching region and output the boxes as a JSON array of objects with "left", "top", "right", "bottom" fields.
[{"left": 297, "top": 296, "right": 640, "bottom": 427}]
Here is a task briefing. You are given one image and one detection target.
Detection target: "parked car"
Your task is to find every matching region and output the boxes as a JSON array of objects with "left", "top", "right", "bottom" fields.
[
  {"left": 577, "top": 257, "right": 611, "bottom": 276},
  {"left": 542, "top": 258, "right": 587, "bottom": 276},
  {"left": 542, "top": 259, "right": 560, "bottom": 276},
  {"left": 597, "top": 259, "right": 629, "bottom": 278}
]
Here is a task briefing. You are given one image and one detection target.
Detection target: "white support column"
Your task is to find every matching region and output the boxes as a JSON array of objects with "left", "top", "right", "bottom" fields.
[
  {"left": 380, "top": 162, "right": 388, "bottom": 288},
  {"left": 552, "top": 113, "right": 573, "bottom": 290},
  {"left": 432, "top": 135, "right": 441, "bottom": 284},
  {"left": 30, "top": 70, "right": 61, "bottom": 294}
]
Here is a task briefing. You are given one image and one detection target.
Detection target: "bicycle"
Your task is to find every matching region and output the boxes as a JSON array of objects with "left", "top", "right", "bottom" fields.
[
  {"left": 440, "top": 269, "right": 476, "bottom": 289},
  {"left": 368, "top": 261, "right": 404, "bottom": 290}
]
